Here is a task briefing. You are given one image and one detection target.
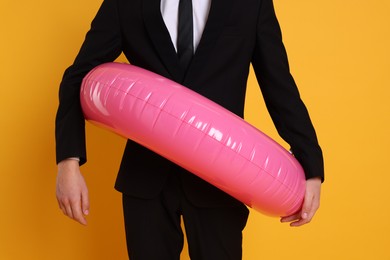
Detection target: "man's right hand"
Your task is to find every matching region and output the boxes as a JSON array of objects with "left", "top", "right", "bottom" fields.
[{"left": 56, "top": 159, "right": 90, "bottom": 225}]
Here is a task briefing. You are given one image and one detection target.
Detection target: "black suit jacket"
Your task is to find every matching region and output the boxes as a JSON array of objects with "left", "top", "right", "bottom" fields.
[{"left": 56, "top": 0, "right": 324, "bottom": 207}]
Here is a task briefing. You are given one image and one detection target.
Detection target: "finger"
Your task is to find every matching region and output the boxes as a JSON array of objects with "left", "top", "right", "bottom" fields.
[
  {"left": 289, "top": 210, "right": 315, "bottom": 227},
  {"left": 300, "top": 200, "right": 313, "bottom": 222},
  {"left": 81, "top": 189, "right": 90, "bottom": 216},
  {"left": 301, "top": 177, "right": 321, "bottom": 219},
  {"left": 69, "top": 196, "right": 88, "bottom": 225},
  {"left": 60, "top": 197, "right": 87, "bottom": 225},
  {"left": 301, "top": 190, "right": 320, "bottom": 221},
  {"left": 57, "top": 192, "right": 75, "bottom": 219},
  {"left": 280, "top": 197, "right": 312, "bottom": 226},
  {"left": 64, "top": 202, "right": 74, "bottom": 220},
  {"left": 289, "top": 218, "right": 310, "bottom": 227},
  {"left": 280, "top": 213, "right": 300, "bottom": 223},
  {"left": 56, "top": 197, "right": 67, "bottom": 215},
  {"left": 289, "top": 196, "right": 318, "bottom": 227}
]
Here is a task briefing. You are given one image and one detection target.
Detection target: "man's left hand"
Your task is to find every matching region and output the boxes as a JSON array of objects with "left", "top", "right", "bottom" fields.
[{"left": 280, "top": 177, "right": 322, "bottom": 227}]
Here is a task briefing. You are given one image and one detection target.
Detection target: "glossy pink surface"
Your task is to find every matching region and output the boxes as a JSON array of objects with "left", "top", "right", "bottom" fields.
[{"left": 80, "top": 62, "right": 306, "bottom": 217}]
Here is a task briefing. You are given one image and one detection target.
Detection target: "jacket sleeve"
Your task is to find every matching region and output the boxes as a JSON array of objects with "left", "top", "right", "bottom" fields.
[
  {"left": 55, "top": 0, "right": 122, "bottom": 165},
  {"left": 251, "top": 0, "right": 324, "bottom": 181}
]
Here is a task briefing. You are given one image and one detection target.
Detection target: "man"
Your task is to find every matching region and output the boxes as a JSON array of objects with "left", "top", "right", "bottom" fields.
[{"left": 56, "top": 0, "right": 324, "bottom": 259}]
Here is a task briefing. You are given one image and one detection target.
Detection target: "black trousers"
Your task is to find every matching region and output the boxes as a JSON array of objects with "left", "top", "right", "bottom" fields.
[{"left": 122, "top": 172, "right": 249, "bottom": 260}]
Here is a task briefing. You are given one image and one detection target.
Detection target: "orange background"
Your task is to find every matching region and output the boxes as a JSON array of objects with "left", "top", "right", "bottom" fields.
[{"left": 1, "top": 0, "right": 389, "bottom": 259}]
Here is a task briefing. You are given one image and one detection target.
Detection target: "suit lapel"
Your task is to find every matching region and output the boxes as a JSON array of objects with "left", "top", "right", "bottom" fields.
[{"left": 142, "top": 0, "right": 182, "bottom": 81}]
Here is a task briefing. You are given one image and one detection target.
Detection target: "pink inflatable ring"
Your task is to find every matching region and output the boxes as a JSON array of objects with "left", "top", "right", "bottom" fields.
[{"left": 80, "top": 62, "right": 305, "bottom": 217}]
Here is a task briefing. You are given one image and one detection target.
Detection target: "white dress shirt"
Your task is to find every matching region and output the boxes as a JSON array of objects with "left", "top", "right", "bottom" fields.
[{"left": 160, "top": 0, "right": 211, "bottom": 52}]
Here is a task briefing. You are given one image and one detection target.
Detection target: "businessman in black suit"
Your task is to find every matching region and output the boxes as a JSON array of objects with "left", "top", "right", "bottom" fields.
[{"left": 56, "top": 0, "right": 324, "bottom": 259}]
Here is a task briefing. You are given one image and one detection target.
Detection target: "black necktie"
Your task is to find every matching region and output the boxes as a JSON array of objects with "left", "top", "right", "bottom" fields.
[{"left": 177, "top": 0, "right": 193, "bottom": 71}]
